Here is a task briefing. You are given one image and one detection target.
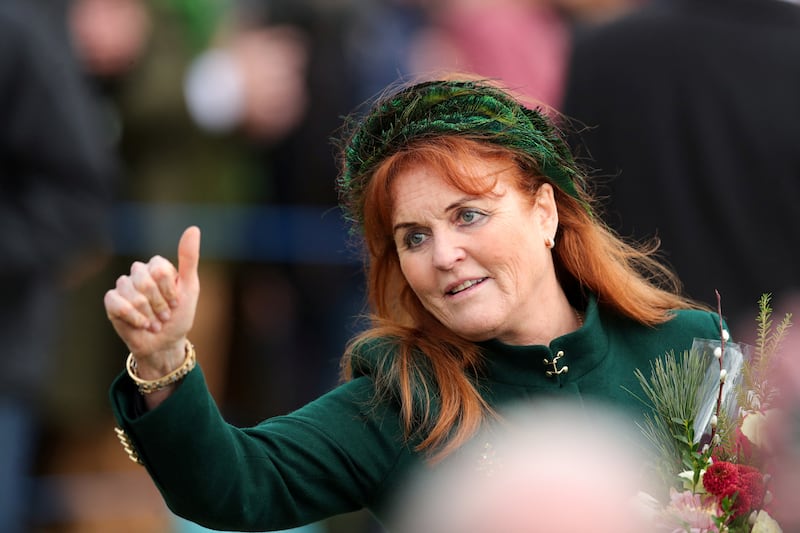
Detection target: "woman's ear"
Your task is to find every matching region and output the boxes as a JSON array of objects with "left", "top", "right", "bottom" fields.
[{"left": 534, "top": 183, "right": 559, "bottom": 237}]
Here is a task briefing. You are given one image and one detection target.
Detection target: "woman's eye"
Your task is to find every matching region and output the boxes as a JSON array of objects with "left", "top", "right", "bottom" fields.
[
  {"left": 404, "top": 232, "right": 427, "bottom": 248},
  {"left": 458, "top": 209, "right": 485, "bottom": 225}
]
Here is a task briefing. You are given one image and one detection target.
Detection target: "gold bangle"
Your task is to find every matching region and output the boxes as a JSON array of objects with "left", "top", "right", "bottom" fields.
[{"left": 126, "top": 341, "right": 196, "bottom": 394}]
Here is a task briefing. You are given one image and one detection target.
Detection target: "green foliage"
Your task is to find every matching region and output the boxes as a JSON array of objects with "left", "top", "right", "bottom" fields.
[
  {"left": 739, "top": 293, "right": 793, "bottom": 412},
  {"left": 629, "top": 294, "right": 794, "bottom": 532},
  {"left": 625, "top": 348, "right": 712, "bottom": 486}
]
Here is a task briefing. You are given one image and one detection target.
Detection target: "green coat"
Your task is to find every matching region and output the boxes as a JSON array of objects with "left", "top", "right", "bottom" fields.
[{"left": 110, "top": 296, "right": 723, "bottom": 531}]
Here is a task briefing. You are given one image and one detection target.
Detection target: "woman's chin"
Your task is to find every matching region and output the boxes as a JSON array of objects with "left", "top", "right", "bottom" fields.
[{"left": 446, "top": 321, "right": 499, "bottom": 343}]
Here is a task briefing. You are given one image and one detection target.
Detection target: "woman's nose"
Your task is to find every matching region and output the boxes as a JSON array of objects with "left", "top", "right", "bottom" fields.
[{"left": 431, "top": 232, "right": 466, "bottom": 270}]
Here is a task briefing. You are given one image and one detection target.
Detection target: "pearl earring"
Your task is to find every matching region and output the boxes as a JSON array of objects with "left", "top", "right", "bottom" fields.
[{"left": 545, "top": 236, "right": 555, "bottom": 249}]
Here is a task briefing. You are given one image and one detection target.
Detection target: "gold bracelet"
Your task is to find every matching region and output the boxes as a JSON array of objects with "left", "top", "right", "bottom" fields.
[{"left": 126, "top": 341, "right": 196, "bottom": 394}]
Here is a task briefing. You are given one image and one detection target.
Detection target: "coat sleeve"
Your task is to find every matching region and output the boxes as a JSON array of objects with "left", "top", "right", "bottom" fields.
[{"left": 110, "top": 367, "right": 411, "bottom": 531}]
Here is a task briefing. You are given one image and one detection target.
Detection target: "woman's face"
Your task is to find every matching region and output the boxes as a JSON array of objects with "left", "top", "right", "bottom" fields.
[{"left": 390, "top": 156, "right": 562, "bottom": 345}]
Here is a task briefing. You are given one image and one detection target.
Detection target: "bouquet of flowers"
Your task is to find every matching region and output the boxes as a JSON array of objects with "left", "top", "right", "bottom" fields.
[{"left": 631, "top": 293, "right": 793, "bottom": 533}]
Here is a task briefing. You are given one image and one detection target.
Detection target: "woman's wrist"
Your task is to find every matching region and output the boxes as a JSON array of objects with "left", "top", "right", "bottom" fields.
[
  {"left": 131, "top": 339, "right": 190, "bottom": 380},
  {"left": 127, "top": 339, "right": 196, "bottom": 394}
]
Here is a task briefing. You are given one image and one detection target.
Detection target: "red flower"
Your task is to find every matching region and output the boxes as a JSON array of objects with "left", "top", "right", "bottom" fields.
[
  {"left": 723, "top": 484, "right": 752, "bottom": 518},
  {"left": 737, "top": 465, "right": 766, "bottom": 510},
  {"left": 702, "top": 461, "right": 767, "bottom": 518},
  {"left": 703, "top": 461, "right": 739, "bottom": 496}
]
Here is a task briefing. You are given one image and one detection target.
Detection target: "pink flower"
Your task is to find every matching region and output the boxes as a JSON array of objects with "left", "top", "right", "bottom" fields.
[{"left": 657, "top": 488, "right": 719, "bottom": 532}]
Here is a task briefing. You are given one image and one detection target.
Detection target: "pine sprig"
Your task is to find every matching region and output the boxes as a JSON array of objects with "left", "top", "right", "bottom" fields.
[
  {"left": 741, "top": 293, "right": 793, "bottom": 412},
  {"left": 626, "top": 348, "right": 712, "bottom": 484},
  {"left": 754, "top": 293, "right": 773, "bottom": 362},
  {"left": 755, "top": 293, "right": 793, "bottom": 371}
]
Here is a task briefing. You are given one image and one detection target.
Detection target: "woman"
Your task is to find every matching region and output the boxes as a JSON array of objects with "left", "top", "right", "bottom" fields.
[{"left": 104, "top": 79, "right": 722, "bottom": 531}]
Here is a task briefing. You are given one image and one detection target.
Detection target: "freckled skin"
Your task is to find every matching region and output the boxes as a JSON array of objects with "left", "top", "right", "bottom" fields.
[{"left": 390, "top": 156, "right": 576, "bottom": 346}]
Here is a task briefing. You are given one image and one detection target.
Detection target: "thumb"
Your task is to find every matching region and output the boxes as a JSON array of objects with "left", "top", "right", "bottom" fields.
[{"left": 177, "top": 225, "right": 201, "bottom": 283}]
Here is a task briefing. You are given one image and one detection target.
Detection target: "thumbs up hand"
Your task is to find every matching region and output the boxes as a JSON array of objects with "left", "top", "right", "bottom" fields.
[{"left": 104, "top": 226, "right": 201, "bottom": 388}]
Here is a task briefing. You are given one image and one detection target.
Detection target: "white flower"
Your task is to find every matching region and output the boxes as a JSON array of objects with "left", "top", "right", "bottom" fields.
[
  {"left": 721, "top": 329, "right": 730, "bottom": 341},
  {"left": 714, "top": 346, "right": 723, "bottom": 359},
  {"left": 741, "top": 410, "right": 779, "bottom": 452},
  {"left": 720, "top": 369, "right": 728, "bottom": 382},
  {"left": 677, "top": 456, "right": 712, "bottom": 493},
  {"left": 678, "top": 469, "right": 707, "bottom": 493},
  {"left": 751, "top": 509, "right": 783, "bottom": 533}
]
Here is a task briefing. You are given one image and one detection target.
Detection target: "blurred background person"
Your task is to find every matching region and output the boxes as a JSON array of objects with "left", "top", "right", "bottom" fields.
[
  {"left": 0, "top": 1, "right": 117, "bottom": 531},
  {"left": 68, "top": 0, "right": 154, "bottom": 81},
  {"left": 562, "top": 0, "right": 800, "bottom": 336},
  {"left": 404, "top": 0, "right": 641, "bottom": 114},
  {"left": 407, "top": 0, "right": 571, "bottom": 111}
]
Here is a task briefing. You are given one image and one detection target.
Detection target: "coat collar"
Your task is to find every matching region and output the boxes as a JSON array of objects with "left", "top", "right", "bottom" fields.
[{"left": 478, "top": 293, "right": 611, "bottom": 386}]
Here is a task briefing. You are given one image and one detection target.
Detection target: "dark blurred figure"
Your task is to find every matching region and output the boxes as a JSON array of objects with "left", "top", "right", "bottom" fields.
[
  {"left": 346, "top": 0, "right": 428, "bottom": 104},
  {"left": 562, "top": 0, "right": 800, "bottom": 334},
  {"left": 0, "top": 1, "right": 116, "bottom": 530}
]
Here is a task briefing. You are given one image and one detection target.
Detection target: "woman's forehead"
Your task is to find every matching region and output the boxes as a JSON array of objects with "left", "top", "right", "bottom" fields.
[
  {"left": 389, "top": 161, "right": 517, "bottom": 221},
  {"left": 391, "top": 153, "right": 518, "bottom": 193}
]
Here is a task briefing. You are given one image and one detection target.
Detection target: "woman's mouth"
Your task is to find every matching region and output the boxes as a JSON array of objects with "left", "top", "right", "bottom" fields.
[{"left": 446, "top": 278, "right": 487, "bottom": 296}]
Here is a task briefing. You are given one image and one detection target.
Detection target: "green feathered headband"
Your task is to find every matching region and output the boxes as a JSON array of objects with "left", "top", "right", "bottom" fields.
[{"left": 337, "top": 79, "right": 588, "bottom": 228}]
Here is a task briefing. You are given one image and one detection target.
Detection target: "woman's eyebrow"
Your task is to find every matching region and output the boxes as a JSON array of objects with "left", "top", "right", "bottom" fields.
[
  {"left": 392, "top": 221, "right": 417, "bottom": 235},
  {"left": 392, "top": 195, "right": 483, "bottom": 235}
]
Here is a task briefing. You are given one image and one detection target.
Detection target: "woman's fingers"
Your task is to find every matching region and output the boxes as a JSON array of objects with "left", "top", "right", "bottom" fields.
[
  {"left": 107, "top": 253, "right": 181, "bottom": 331},
  {"left": 145, "top": 255, "right": 179, "bottom": 317},
  {"left": 104, "top": 279, "right": 150, "bottom": 330},
  {"left": 130, "top": 259, "right": 172, "bottom": 325}
]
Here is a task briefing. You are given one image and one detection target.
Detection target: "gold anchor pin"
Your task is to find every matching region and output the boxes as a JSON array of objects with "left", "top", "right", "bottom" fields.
[{"left": 544, "top": 350, "right": 569, "bottom": 377}]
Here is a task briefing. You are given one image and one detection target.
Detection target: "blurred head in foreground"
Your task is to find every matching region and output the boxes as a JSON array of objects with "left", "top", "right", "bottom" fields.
[{"left": 391, "top": 401, "right": 658, "bottom": 533}]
